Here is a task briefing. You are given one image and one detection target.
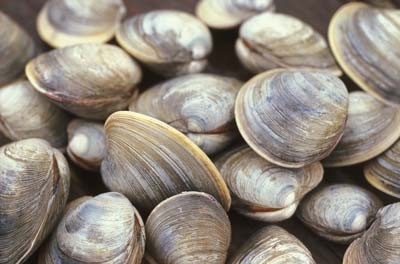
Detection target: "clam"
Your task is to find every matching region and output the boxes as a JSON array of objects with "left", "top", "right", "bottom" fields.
[
  {"left": 324, "top": 91, "right": 400, "bottom": 167},
  {"left": 129, "top": 73, "right": 242, "bottom": 155},
  {"left": 343, "top": 202, "right": 400, "bottom": 264},
  {"left": 37, "top": 0, "right": 126, "bottom": 48},
  {"left": 235, "top": 69, "right": 348, "bottom": 168},
  {"left": 0, "top": 139, "right": 70, "bottom": 264},
  {"left": 297, "top": 184, "right": 383, "bottom": 244},
  {"left": 67, "top": 119, "right": 106, "bottom": 171},
  {"left": 101, "top": 111, "right": 231, "bottom": 214},
  {"left": 236, "top": 12, "right": 341, "bottom": 75},
  {"left": 215, "top": 146, "right": 323, "bottom": 222},
  {"left": 329, "top": 2, "right": 400, "bottom": 105},
  {"left": 146, "top": 192, "right": 231, "bottom": 264},
  {"left": 0, "top": 80, "right": 70, "bottom": 148},
  {"left": 229, "top": 226, "right": 315, "bottom": 264},
  {"left": 26, "top": 43, "right": 142, "bottom": 120},
  {"left": 39, "top": 192, "right": 145, "bottom": 264},
  {"left": 0, "top": 11, "right": 37, "bottom": 87},
  {"left": 116, "top": 10, "right": 213, "bottom": 76},
  {"left": 195, "top": 0, "right": 275, "bottom": 29}
]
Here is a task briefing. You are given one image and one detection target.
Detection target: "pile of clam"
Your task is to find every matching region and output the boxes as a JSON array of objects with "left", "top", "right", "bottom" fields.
[{"left": 1, "top": 0, "right": 400, "bottom": 263}]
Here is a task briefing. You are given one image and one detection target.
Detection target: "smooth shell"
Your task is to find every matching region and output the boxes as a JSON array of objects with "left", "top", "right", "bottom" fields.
[
  {"left": 329, "top": 3, "right": 400, "bottom": 105},
  {"left": 39, "top": 192, "right": 145, "bottom": 264},
  {"left": 37, "top": 0, "right": 126, "bottom": 48},
  {"left": 101, "top": 111, "right": 231, "bottom": 214},
  {"left": 324, "top": 91, "right": 400, "bottom": 167},
  {"left": 215, "top": 146, "right": 323, "bottom": 222},
  {"left": 116, "top": 10, "right": 212, "bottom": 76},
  {"left": 0, "top": 139, "right": 70, "bottom": 264},
  {"left": 297, "top": 184, "right": 383, "bottom": 244},
  {"left": 0, "top": 80, "right": 70, "bottom": 148},
  {"left": 129, "top": 74, "right": 242, "bottom": 155},
  {"left": 195, "top": 0, "right": 275, "bottom": 29},
  {"left": 364, "top": 139, "right": 400, "bottom": 198},
  {"left": 146, "top": 192, "right": 231, "bottom": 264},
  {"left": 229, "top": 226, "right": 315, "bottom": 264},
  {"left": 67, "top": 119, "right": 106, "bottom": 171},
  {"left": 0, "top": 11, "right": 37, "bottom": 86},
  {"left": 344, "top": 202, "right": 400, "bottom": 264},
  {"left": 235, "top": 69, "right": 349, "bottom": 168},
  {"left": 236, "top": 12, "right": 341, "bottom": 75}
]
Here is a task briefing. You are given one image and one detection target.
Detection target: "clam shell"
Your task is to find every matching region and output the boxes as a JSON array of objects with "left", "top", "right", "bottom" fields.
[
  {"left": 324, "top": 91, "right": 400, "bottom": 167},
  {"left": 39, "top": 192, "right": 145, "bottom": 264},
  {"left": 146, "top": 192, "right": 231, "bottom": 264},
  {"left": 235, "top": 69, "right": 349, "bottom": 168},
  {"left": 37, "top": 0, "right": 126, "bottom": 48},
  {"left": 0, "top": 80, "right": 70, "bottom": 148},
  {"left": 0, "top": 139, "right": 70, "bottom": 264},
  {"left": 229, "top": 226, "right": 315, "bottom": 264},
  {"left": 101, "top": 111, "right": 231, "bottom": 214},
  {"left": 329, "top": 3, "right": 400, "bottom": 105},
  {"left": 297, "top": 184, "right": 383, "bottom": 244},
  {"left": 129, "top": 73, "right": 242, "bottom": 155},
  {"left": 215, "top": 146, "right": 323, "bottom": 222},
  {"left": 116, "top": 10, "right": 212, "bottom": 76},
  {"left": 26, "top": 44, "right": 142, "bottom": 120},
  {"left": 236, "top": 12, "right": 341, "bottom": 75},
  {"left": 195, "top": 0, "right": 275, "bottom": 29}
]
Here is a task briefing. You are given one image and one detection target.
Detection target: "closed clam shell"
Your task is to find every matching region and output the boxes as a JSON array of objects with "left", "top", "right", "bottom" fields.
[
  {"left": 67, "top": 119, "right": 106, "bottom": 171},
  {"left": 101, "top": 111, "right": 231, "bottom": 214},
  {"left": 26, "top": 44, "right": 142, "bottom": 120},
  {"left": 235, "top": 69, "right": 349, "bottom": 168},
  {"left": 297, "top": 184, "right": 383, "bottom": 244},
  {"left": 0, "top": 11, "right": 37, "bottom": 86},
  {"left": 195, "top": 0, "right": 275, "bottom": 29},
  {"left": 116, "top": 10, "right": 212, "bottom": 76},
  {"left": 146, "top": 192, "right": 231, "bottom": 264},
  {"left": 0, "top": 139, "right": 70, "bottom": 264},
  {"left": 215, "top": 146, "right": 323, "bottom": 222},
  {"left": 364, "top": 139, "right": 400, "bottom": 198},
  {"left": 324, "top": 91, "right": 400, "bottom": 167},
  {"left": 329, "top": 3, "right": 400, "bottom": 105},
  {"left": 129, "top": 74, "right": 242, "bottom": 155},
  {"left": 0, "top": 80, "right": 70, "bottom": 148},
  {"left": 37, "top": 0, "right": 126, "bottom": 48},
  {"left": 344, "top": 202, "right": 400, "bottom": 264},
  {"left": 236, "top": 12, "right": 341, "bottom": 75},
  {"left": 39, "top": 192, "right": 145, "bottom": 264},
  {"left": 229, "top": 226, "right": 315, "bottom": 264}
]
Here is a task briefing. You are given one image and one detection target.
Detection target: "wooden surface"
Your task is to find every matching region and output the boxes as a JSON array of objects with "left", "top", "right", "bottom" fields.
[{"left": 1, "top": 1, "right": 399, "bottom": 264}]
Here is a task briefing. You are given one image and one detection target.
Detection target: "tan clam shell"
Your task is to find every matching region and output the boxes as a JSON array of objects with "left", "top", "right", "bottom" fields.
[
  {"left": 129, "top": 73, "right": 242, "bottom": 155},
  {"left": 0, "top": 80, "right": 70, "bottom": 148},
  {"left": 235, "top": 69, "right": 349, "bottom": 168},
  {"left": 297, "top": 184, "right": 383, "bottom": 244},
  {"left": 67, "top": 119, "right": 106, "bottom": 171},
  {"left": 116, "top": 10, "right": 212, "bottom": 76},
  {"left": 0, "top": 139, "right": 70, "bottom": 264},
  {"left": 195, "top": 0, "right": 275, "bottom": 29},
  {"left": 26, "top": 43, "right": 142, "bottom": 120},
  {"left": 229, "top": 226, "right": 315, "bottom": 264},
  {"left": 39, "top": 192, "right": 145, "bottom": 264},
  {"left": 215, "top": 146, "right": 323, "bottom": 222},
  {"left": 324, "top": 91, "right": 400, "bottom": 167},
  {"left": 37, "top": 0, "right": 126, "bottom": 48},
  {"left": 236, "top": 12, "right": 341, "bottom": 75},
  {"left": 344, "top": 202, "right": 400, "bottom": 264},
  {"left": 101, "top": 111, "right": 231, "bottom": 214},
  {"left": 0, "top": 11, "right": 37, "bottom": 87},
  {"left": 146, "top": 192, "right": 231, "bottom": 264},
  {"left": 329, "top": 3, "right": 400, "bottom": 106}
]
